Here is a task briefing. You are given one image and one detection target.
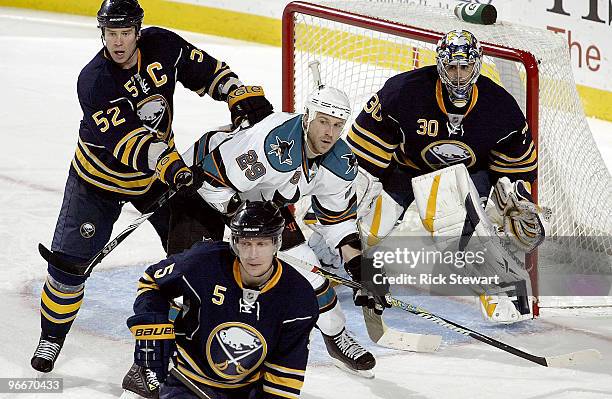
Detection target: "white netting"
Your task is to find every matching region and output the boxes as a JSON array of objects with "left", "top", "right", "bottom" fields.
[{"left": 285, "top": 1, "right": 612, "bottom": 307}]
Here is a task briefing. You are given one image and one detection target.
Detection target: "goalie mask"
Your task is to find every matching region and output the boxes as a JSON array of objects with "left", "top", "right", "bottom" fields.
[
  {"left": 436, "top": 29, "right": 483, "bottom": 107},
  {"left": 229, "top": 200, "right": 284, "bottom": 257}
]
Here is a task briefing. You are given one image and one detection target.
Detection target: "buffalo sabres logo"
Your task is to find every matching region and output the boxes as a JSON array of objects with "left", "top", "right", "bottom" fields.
[
  {"left": 268, "top": 137, "right": 294, "bottom": 166},
  {"left": 79, "top": 222, "right": 95, "bottom": 238},
  {"left": 342, "top": 153, "right": 358, "bottom": 175},
  {"left": 206, "top": 322, "right": 267, "bottom": 381},
  {"left": 421, "top": 140, "right": 476, "bottom": 170},
  {"left": 137, "top": 94, "right": 172, "bottom": 140}
]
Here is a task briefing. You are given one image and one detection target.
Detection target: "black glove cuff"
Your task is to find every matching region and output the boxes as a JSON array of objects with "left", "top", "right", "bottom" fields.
[
  {"left": 336, "top": 233, "right": 362, "bottom": 251},
  {"left": 344, "top": 255, "right": 362, "bottom": 281}
]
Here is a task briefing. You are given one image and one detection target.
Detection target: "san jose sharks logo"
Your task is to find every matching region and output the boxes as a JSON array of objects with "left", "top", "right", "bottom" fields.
[
  {"left": 268, "top": 137, "right": 294, "bottom": 166},
  {"left": 206, "top": 322, "right": 267, "bottom": 381},
  {"left": 342, "top": 153, "right": 358, "bottom": 175}
]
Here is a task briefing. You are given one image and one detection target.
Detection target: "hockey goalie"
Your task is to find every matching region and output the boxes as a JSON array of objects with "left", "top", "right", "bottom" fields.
[
  {"left": 347, "top": 29, "right": 550, "bottom": 324},
  {"left": 359, "top": 162, "right": 550, "bottom": 323}
]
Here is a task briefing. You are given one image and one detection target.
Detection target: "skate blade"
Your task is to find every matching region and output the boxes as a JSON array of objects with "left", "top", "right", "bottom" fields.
[
  {"left": 35, "top": 371, "right": 52, "bottom": 379},
  {"left": 119, "top": 389, "right": 150, "bottom": 399},
  {"left": 332, "top": 359, "right": 375, "bottom": 379}
]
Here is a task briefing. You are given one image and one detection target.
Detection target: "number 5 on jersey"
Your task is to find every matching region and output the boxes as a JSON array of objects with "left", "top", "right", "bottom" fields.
[
  {"left": 212, "top": 285, "right": 226, "bottom": 305},
  {"left": 236, "top": 150, "right": 266, "bottom": 180}
]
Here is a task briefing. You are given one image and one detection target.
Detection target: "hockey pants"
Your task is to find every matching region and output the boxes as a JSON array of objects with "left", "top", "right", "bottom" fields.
[{"left": 39, "top": 168, "right": 170, "bottom": 339}]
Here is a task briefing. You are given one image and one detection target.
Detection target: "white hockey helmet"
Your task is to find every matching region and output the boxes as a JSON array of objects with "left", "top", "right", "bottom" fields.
[{"left": 303, "top": 86, "right": 352, "bottom": 131}]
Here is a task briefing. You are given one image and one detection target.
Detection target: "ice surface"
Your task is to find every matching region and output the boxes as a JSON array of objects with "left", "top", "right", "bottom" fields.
[{"left": 2, "top": 7, "right": 612, "bottom": 398}]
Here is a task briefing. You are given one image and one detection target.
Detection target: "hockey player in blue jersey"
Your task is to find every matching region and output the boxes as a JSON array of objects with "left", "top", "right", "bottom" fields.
[
  {"left": 31, "top": 0, "right": 273, "bottom": 373},
  {"left": 122, "top": 201, "right": 319, "bottom": 399},
  {"left": 350, "top": 30, "right": 548, "bottom": 324}
]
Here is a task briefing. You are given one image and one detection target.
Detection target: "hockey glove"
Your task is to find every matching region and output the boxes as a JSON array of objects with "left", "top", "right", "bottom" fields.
[
  {"left": 345, "top": 255, "right": 391, "bottom": 315},
  {"left": 155, "top": 149, "right": 194, "bottom": 191},
  {"left": 492, "top": 177, "right": 551, "bottom": 253},
  {"left": 227, "top": 85, "right": 273, "bottom": 128},
  {"left": 307, "top": 226, "right": 342, "bottom": 269},
  {"left": 127, "top": 312, "right": 176, "bottom": 382}
]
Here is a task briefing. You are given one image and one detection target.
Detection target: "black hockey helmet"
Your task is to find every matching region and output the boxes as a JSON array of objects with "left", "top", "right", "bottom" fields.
[
  {"left": 97, "top": 0, "right": 144, "bottom": 30},
  {"left": 230, "top": 201, "right": 284, "bottom": 253},
  {"left": 230, "top": 201, "right": 284, "bottom": 238}
]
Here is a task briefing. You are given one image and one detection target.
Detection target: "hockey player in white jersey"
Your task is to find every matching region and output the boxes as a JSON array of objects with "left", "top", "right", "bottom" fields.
[{"left": 168, "top": 84, "right": 390, "bottom": 379}]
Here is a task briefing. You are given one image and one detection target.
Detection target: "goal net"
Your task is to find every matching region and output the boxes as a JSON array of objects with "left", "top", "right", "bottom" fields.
[{"left": 282, "top": 0, "right": 612, "bottom": 310}]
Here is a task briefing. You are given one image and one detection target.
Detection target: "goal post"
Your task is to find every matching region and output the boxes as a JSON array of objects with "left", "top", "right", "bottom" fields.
[{"left": 282, "top": 0, "right": 612, "bottom": 312}]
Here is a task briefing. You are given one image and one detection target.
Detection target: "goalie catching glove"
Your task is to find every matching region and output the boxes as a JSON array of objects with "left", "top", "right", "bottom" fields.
[
  {"left": 344, "top": 255, "right": 391, "bottom": 315},
  {"left": 227, "top": 85, "right": 274, "bottom": 128},
  {"left": 491, "top": 177, "right": 551, "bottom": 253}
]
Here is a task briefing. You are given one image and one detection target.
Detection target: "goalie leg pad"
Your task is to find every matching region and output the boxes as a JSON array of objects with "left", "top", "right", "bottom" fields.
[
  {"left": 358, "top": 190, "right": 405, "bottom": 248},
  {"left": 412, "top": 165, "right": 535, "bottom": 323},
  {"left": 480, "top": 291, "right": 533, "bottom": 324},
  {"left": 411, "top": 164, "right": 487, "bottom": 240}
]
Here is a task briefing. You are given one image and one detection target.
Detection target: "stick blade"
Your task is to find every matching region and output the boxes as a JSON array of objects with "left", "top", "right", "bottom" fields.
[
  {"left": 362, "top": 308, "right": 441, "bottom": 352},
  {"left": 545, "top": 349, "right": 602, "bottom": 368},
  {"left": 377, "top": 328, "right": 442, "bottom": 353}
]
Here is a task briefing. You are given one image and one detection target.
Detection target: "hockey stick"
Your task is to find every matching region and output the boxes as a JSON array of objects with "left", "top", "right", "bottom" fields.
[
  {"left": 360, "top": 306, "right": 440, "bottom": 353},
  {"left": 38, "top": 184, "right": 178, "bottom": 277},
  {"left": 39, "top": 124, "right": 236, "bottom": 277},
  {"left": 277, "top": 253, "right": 602, "bottom": 368},
  {"left": 169, "top": 368, "right": 212, "bottom": 399},
  {"left": 277, "top": 253, "right": 441, "bottom": 353}
]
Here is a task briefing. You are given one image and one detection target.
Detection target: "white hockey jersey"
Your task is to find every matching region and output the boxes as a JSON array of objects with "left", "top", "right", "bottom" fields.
[{"left": 183, "top": 113, "right": 359, "bottom": 249}]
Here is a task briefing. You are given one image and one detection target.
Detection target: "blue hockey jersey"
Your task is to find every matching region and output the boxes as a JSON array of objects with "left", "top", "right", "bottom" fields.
[
  {"left": 348, "top": 65, "right": 537, "bottom": 185},
  {"left": 133, "top": 241, "right": 319, "bottom": 398},
  {"left": 73, "top": 27, "right": 238, "bottom": 198}
]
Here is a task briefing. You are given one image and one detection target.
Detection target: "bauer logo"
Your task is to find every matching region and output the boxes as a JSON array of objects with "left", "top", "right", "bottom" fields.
[
  {"left": 132, "top": 324, "right": 175, "bottom": 340},
  {"left": 79, "top": 222, "right": 95, "bottom": 239}
]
